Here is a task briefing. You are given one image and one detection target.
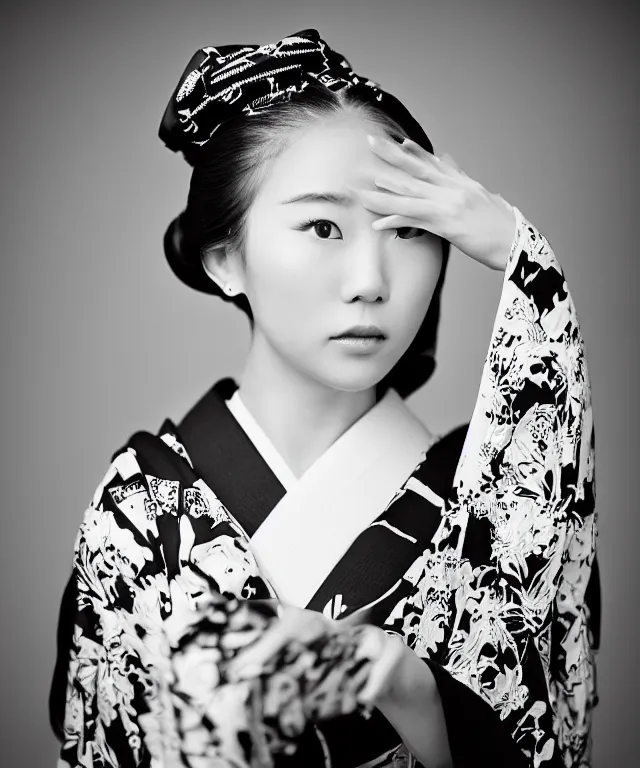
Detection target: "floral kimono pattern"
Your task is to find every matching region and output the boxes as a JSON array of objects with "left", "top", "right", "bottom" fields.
[{"left": 50, "top": 206, "right": 598, "bottom": 768}]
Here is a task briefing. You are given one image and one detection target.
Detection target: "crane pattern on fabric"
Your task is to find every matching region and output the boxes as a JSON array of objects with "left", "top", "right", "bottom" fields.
[{"left": 57, "top": 207, "right": 596, "bottom": 768}]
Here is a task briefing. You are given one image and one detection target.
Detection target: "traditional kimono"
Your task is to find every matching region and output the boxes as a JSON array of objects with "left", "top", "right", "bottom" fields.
[{"left": 49, "top": 206, "right": 599, "bottom": 768}]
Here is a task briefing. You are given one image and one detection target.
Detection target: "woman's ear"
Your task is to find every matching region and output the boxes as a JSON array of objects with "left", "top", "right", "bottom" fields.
[{"left": 201, "top": 244, "right": 245, "bottom": 297}]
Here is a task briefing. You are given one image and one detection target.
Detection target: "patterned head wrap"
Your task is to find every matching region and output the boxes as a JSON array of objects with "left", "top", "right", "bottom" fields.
[{"left": 159, "top": 28, "right": 450, "bottom": 398}]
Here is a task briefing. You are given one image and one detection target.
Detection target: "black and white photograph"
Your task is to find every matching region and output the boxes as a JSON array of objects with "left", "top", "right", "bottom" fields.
[{"left": 1, "top": 1, "right": 637, "bottom": 765}]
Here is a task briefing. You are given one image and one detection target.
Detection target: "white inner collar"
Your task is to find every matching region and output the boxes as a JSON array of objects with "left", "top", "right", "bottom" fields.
[
  {"left": 224, "top": 387, "right": 433, "bottom": 495},
  {"left": 225, "top": 389, "right": 298, "bottom": 490},
  {"left": 239, "top": 387, "right": 437, "bottom": 607}
]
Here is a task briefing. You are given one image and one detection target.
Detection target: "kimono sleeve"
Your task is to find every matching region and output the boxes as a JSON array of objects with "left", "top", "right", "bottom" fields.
[
  {"left": 50, "top": 431, "right": 384, "bottom": 768},
  {"left": 407, "top": 206, "right": 598, "bottom": 767},
  {"left": 50, "top": 446, "right": 180, "bottom": 767}
]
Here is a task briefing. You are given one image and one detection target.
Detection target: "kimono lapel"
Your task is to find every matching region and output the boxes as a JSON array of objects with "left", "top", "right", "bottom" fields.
[
  {"left": 176, "top": 377, "right": 286, "bottom": 537},
  {"left": 249, "top": 389, "right": 436, "bottom": 608},
  {"left": 306, "top": 425, "right": 469, "bottom": 622}
]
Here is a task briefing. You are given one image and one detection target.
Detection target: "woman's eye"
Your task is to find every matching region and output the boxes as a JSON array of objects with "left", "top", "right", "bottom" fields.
[
  {"left": 296, "top": 220, "right": 424, "bottom": 241},
  {"left": 298, "top": 219, "right": 342, "bottom": 240},
  {"left": 395, "top": 226, "right": 425, "bottom": 240}
]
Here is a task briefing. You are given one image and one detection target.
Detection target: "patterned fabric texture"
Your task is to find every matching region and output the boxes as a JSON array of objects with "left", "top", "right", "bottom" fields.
[
  {"left": 53, "top": 206, "right": 597, "bottom": 767},
  {"left": 158, "top": 28, "right": 424, "bottom": 157}
]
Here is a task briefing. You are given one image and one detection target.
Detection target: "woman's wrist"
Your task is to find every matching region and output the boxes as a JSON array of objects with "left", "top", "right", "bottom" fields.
[
  {"left": 376, "top": 640, "right": 437, "bottom": 709},
  {"left": 375, "top": 644, "right": 453, "bottom": 767},
  {"left": 487, "top": 192, "right": 517, "bottom": 272}
]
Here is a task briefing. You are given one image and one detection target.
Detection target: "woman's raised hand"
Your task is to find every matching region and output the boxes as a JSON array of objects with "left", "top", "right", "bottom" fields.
[{"left": 353, "top": 134, "right": 517, "bottom": 271}]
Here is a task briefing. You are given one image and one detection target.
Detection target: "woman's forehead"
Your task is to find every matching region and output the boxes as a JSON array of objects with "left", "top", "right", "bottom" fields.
[{"left": 256, "top": 115, "right": 390, "bottom": 204}]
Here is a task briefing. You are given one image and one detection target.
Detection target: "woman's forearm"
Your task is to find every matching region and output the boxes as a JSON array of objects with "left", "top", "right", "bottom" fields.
[{"left": 376, "top": 646, "right": 453, "bottom": 768}]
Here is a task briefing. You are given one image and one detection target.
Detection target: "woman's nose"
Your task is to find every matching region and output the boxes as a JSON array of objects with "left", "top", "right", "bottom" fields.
[{"left": 340, "top": 234, "right": 390, "bottom": 304}]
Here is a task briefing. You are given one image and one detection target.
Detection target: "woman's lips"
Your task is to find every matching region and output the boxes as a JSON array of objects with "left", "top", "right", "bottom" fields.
[
  {"left": 330, "top": 325, "right": 387, "bottom": 352},
  {"left": 330, "top": 335, "right": 387, "bottom": 352},
  {"left": 332, "top": 324, "right": 386, "bottom": 339}
]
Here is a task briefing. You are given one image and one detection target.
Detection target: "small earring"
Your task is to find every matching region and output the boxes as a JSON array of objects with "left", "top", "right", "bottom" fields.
[{"left": 224, "top": 284, "right": 234, "bottom": 296}]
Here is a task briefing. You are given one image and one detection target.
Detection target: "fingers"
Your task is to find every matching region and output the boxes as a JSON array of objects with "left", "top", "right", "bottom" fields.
[
  {"left": 225, "top": 605, "right": 331, "bottom": 681},
  {"left": 225, "top": 600, "right": 398, "bottom": 707},
  {"left": 357, "top": 187, "right": 442, "bottom": 221},
  {"left": 368, "top": 134, "right": 442, "bottom": 182},
  {"left": 335, "top": 605, "right": 373, "bottom": 628},
  {"left": 370, "top": 134, "right": 466, "bottom": 183},
  {"left": 370, "top": 214, "right": 431, "bottom": 233},
  {"left": 373, "top": 170, "right": 430, "bottom": 198},
  {"left": 359, "top": 137, "right": 468, "bottom": 237}
]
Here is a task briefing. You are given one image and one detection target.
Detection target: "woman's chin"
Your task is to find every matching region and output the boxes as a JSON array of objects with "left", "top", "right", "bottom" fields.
[{"left": 311, "top": 359, "right": 395, "bottom": 394}]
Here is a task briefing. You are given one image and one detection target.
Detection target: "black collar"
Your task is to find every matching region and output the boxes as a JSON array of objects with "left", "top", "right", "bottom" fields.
[{"left": 176, "top": 377, "right": 286, "bottom": 537}]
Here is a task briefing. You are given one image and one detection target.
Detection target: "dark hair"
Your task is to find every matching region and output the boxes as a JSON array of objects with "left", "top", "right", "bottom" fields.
[{"left": 175, "top": 79, "right": 450, "bottom": 397}]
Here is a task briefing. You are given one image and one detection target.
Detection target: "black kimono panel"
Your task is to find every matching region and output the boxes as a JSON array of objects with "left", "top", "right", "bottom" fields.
[{"left": 50, "top": 206, "right": 599, "bottom": 768}]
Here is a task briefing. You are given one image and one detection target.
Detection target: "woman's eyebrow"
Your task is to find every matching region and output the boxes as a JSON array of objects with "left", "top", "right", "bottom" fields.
[{"left": 279, "top": 191, "right": 354, "bottom": 206}]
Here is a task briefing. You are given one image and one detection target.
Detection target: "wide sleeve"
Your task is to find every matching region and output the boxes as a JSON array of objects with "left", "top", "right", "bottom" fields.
[
  {"left": 50, "top": 446, "right": 189, "bottom": 767},
  {"left": 404, "top": 206, "right": 598, "bottom": 767},
  {"left": 50, "top": 432, "right": 382, "bottom": 767}
]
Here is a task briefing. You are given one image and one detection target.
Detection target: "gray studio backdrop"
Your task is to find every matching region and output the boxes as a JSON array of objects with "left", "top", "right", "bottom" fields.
[{"left": 1, "top": 0, "right": 637, "bottom": 764}]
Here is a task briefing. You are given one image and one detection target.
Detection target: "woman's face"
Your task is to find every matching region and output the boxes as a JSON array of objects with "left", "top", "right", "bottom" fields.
[{"left": 231, "top": 112, "right": 443, "bottom": 393}]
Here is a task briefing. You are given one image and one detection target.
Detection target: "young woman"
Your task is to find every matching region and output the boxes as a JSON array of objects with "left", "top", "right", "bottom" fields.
[{"left": 49, "top": 28, "right": 599, "bottom": 768}]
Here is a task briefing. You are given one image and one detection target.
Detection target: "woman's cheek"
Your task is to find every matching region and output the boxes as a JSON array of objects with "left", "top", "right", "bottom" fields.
[
  {"left": 249, "top": 267, "right": 320, "bottom": 345},
  {"left": 396, "top": 269, "right": 437, "bottom": 325}
]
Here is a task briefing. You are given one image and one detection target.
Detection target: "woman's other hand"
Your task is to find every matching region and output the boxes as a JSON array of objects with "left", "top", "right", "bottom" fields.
[
  {"left": 223, "top": 602, "right": 381, "bottom": 682},
  {"left": 223, "top": 601, "right": 429, "bottom": 710},
  {"left": 223, "top": 602, "right": 414, "bottom": 704},
  {"left": 353, "top": 133, "right": 516, "bottom": 271},
  {"left": 223, "top": 602, "right": 452, "bottom": 766}
]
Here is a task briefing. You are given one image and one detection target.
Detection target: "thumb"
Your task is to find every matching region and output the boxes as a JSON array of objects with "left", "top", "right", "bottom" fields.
[{"left": 337, "top": 605, "right": 373, "bottom": 628}]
